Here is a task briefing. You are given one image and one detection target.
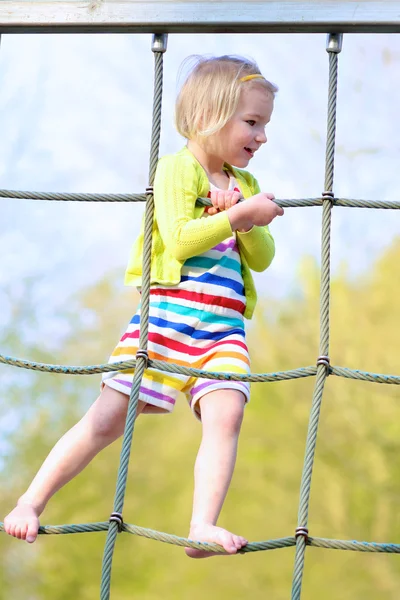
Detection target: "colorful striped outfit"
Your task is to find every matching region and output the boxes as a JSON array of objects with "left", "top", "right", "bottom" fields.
[{"left": 102, "top": 177, "right": 251, "bottom": 419}]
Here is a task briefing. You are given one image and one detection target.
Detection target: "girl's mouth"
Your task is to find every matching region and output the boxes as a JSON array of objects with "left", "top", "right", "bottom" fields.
[{"left": 244, "top": 147, "right": 254, "bottom": 157}]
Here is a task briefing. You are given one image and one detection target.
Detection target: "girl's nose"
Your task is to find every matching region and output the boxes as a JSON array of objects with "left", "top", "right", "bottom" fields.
[{"left": 256, "top": 129, "right": 267, "bottom": 144}]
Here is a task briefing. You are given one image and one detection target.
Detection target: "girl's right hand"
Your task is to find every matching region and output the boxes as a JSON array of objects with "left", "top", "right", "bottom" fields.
[{"left": 206, "top": 190, "right": 242, "bottom": 215}]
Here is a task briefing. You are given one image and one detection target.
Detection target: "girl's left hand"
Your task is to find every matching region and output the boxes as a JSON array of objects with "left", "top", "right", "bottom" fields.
[{"left": 206, "top": 190, "right": 242, "bottom": 215}]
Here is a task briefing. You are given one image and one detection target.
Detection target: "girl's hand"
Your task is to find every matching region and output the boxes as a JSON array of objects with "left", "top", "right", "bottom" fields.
[
  {"left": 206, "top": 190, "right": 242, "bottom": 215},
  {"left": 245, "top": 193, "right": 284, "bottom": 227},
  {"left": 227, "top": 192, "right": 284, "bottom": 232}
]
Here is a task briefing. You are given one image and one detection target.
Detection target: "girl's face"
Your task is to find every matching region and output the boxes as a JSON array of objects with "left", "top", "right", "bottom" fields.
[{"left": 209, "top": 85, "right": 274, "bottom": 169}]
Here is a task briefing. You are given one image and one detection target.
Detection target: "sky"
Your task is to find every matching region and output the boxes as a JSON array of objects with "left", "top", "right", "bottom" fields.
[{"left": 0, "top": 32, "right": 399, "bottom": 344}]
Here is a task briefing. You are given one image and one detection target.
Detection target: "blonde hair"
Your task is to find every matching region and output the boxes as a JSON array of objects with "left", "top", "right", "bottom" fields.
[{"left": 175, "top": 55, "right": 278, "bottom": 140}]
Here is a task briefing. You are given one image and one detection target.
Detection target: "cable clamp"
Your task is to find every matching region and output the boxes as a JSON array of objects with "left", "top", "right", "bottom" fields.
[
  {"left": 317, "top": 355, "right": 330, "bottom": 368},
  {"left": 295, "top": 526, "right": 309, "bottom": 541},
  {"left": 145, "top": 186, "right": 154, "bottom": 195},
  {"left": 109, "top": 512, "right": 124, "bottom": 532},
  {"left": 151, "top": 34, "right": 168, "bottom": 53},
  {"left": 326, "top": 33, "right": 343, "bottom": 54},
  {"left": 317, "top": 355, "right": 330, "bottom": 376},
  {"left": 136, "top": 349, "right": 149, "bottom": 368},
  {"left": 322, "top": 190, "right": 334, "bottom": 203}
]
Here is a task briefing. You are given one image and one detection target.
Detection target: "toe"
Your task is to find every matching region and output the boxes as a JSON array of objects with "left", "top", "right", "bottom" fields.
[
  {"left": 26, "top": 530, "right": 37, "bottom": 543},
  {"left": 219, "top": 532, "right": 237, "bottom": 554},
  {"left": 234, "top": 535, "right": 247, "bottom": 548},
  {"left": 26, "top": 519, "right": 39, "bottom": 543},
  {"left": 20, "top": 524, "right": 28, "bottom": 541}
]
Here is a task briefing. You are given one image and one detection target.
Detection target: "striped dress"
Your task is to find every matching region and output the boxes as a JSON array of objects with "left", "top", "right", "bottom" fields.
[{"left": 102, "top": 176, "right": 251, "bottom": 419}]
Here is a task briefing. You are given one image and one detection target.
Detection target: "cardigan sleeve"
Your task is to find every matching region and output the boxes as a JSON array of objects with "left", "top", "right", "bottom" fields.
[
  {"left": 236, "top": 174, "right": 276, "bottom": 272},
  {"left": 154, "top": 154, "right": 233, "bottom": 262}
]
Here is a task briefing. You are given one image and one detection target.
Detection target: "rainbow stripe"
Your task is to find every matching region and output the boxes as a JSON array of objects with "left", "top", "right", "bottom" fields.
[{"left": 102, "top": 178, "right": 250, "bottom": 418}]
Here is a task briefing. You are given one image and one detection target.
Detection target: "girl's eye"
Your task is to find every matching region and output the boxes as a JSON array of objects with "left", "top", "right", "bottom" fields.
[{"left": 246, "top": 120, "right": 256, "bottom": 126}]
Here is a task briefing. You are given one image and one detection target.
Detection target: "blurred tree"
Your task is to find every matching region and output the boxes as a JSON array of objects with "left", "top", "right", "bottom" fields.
[{"left": 0, "top": 239, "right": 399, "bottom": 599}]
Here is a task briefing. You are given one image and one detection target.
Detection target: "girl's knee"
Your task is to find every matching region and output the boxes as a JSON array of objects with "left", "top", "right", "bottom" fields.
[
  {"left": 200, "top": 391, "right": 245, "bottom": 435},
  {"left": 222, "top": 402, "right": 245, "bottom": 434},
  {"left": 85, "top": 386, "right": 130, "bottom": 441}
]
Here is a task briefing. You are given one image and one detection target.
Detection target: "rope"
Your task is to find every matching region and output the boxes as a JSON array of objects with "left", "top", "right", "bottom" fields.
[
  {"left": 292, "top": 34, "right": 340, "bottom": 600},
  {"left": 2, "top": 520, "right": 400, "bottom": 554},
  {"left": 2, "top": 189, "right": 399, "bottom": 210},
  {"left": 1, "top": 31, "right": 400, "bottom": 600},
  {"left": 2, "top": 352, "right": 400, "bottom": 384},
  {"left": 100, "top": 39, "right": 165, "bottom": 600},
  {"left": 0, "top": 190, "right": 147, "bottom": 202}
]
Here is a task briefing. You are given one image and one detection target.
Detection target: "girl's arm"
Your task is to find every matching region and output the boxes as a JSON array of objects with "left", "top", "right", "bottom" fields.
[
  {"left": 154, "top": 155, "right": 233, "bottom": 261},
  {"left": 236, "top": 226, "right": 275, "bottom": 272},
  {"left": 235, "top": 177, "right": 277, "bottom": 272}
]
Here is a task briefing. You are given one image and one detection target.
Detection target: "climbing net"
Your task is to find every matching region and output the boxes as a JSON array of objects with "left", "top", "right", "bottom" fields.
[{"left": 1, "top": 32, "right": 400, "bottom": 600}]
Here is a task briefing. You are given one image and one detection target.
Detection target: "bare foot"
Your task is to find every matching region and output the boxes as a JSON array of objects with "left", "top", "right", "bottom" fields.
[
  {"left": 185, "top": 523, "right": 248, "bottom": 558},
  {"left": 4, "top": 503, "right": 40, "bottom": 543}
]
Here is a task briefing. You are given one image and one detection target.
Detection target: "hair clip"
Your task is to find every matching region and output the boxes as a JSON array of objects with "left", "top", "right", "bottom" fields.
[{"left": 240, "top": 74, "right": 265, "bottom": 83}]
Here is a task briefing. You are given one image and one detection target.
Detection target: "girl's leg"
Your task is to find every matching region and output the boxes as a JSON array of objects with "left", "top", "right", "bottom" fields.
[
  {"left": 186, "top": 389, "right": 248, "bottom": 558},
  {"left": 4, "top": 385, "right": 146, "bottom": 543}
]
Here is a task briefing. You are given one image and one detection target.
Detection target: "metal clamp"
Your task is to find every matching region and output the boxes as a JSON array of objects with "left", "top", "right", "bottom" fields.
[
  {"left": 152, "top": 34, "right": 168, "bottom": 53},
  {"left": 322, "top": 190, "right": 334, "bottom": 203},
  {"left": 295, "top": 526, "right": 309, "bottom": 541},
  {"left": 317, "top": 355, "right": 330, "bottom": 376},
  {"left": 145, "top": 186, "right": 154, "bottom": 195},
  {"left": 109, "top": 512, "right": 124, "bottom": 532},
  {"left": 136, "top": 349, "right": 149, "bottom": 368},
  {"left": 326, "top": 33, "right": 343, "bottom": 54},
  {"left": 317, "top": 355, "right": 330, "bottom": 368}
]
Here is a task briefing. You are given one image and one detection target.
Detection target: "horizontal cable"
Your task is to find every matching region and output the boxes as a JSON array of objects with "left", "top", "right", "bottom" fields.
[
  {"left": 308, "top": 537, "right": 400, "bottom": 553},
  {"left": 331, "top": 366, "right": 400, "bottom": 384},
  {"left": 0, "top": 520, "right": 289, "bottom": 553},
  {"left": 0, "top": 190, "right": 146, "bottom": 203},
  {"left": 0, "top": 521, "right": 294, "bottom": 553},
  {"left": 148, "top": 360, "right": 315, "bottom": 382},
  {"left": 1, "top": 189, "right": 400, "bottom": 209},
  {"left": 1, "top": 521, "right": 399, "bottom": 554},
  {"left": 333, "top": 198, "right": 400, "bottom": 209},
  {"left": 1, "top": 353, "right": 400, "bottom": 384},
  {"left": 0, "top": 353, "right": 316, "bottom": 381},
  {"left": 198, "top": 197, "right": 400, "bottom": 210}
]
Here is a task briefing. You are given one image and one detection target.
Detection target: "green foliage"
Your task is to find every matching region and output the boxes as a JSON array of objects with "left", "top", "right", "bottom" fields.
[{"left": 1, "top": 241, "right": 400, "bottom": 599}]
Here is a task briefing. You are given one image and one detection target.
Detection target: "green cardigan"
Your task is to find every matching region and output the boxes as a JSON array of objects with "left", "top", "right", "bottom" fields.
[{"left": 125, "top": 146, "right": 275, "bottom": 319}]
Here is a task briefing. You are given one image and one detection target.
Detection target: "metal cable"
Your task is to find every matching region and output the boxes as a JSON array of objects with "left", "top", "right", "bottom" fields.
[
  {"left": 292, "top": 33, "right": 342, "bottom": 600},
  {"left": 100, "top": 36, "right": 167, "bottom": 600}
]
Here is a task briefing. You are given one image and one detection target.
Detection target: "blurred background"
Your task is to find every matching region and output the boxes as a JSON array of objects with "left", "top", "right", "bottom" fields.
[{"left": 0, "top": 31, "right": 399, "bottom": 599}]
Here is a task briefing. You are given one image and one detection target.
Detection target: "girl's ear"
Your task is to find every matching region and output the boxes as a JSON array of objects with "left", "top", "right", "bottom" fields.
[
  {"left": 197, "top": 110, "right": 205, "bottom": 132},
  {"left": 197, "top": 109, "right": 212, "bottom": 135}
]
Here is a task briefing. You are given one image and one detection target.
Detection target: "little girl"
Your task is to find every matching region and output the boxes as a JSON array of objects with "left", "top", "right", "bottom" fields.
[{"left": 4, "top": 55, "right": 283, "bottom": 557}]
